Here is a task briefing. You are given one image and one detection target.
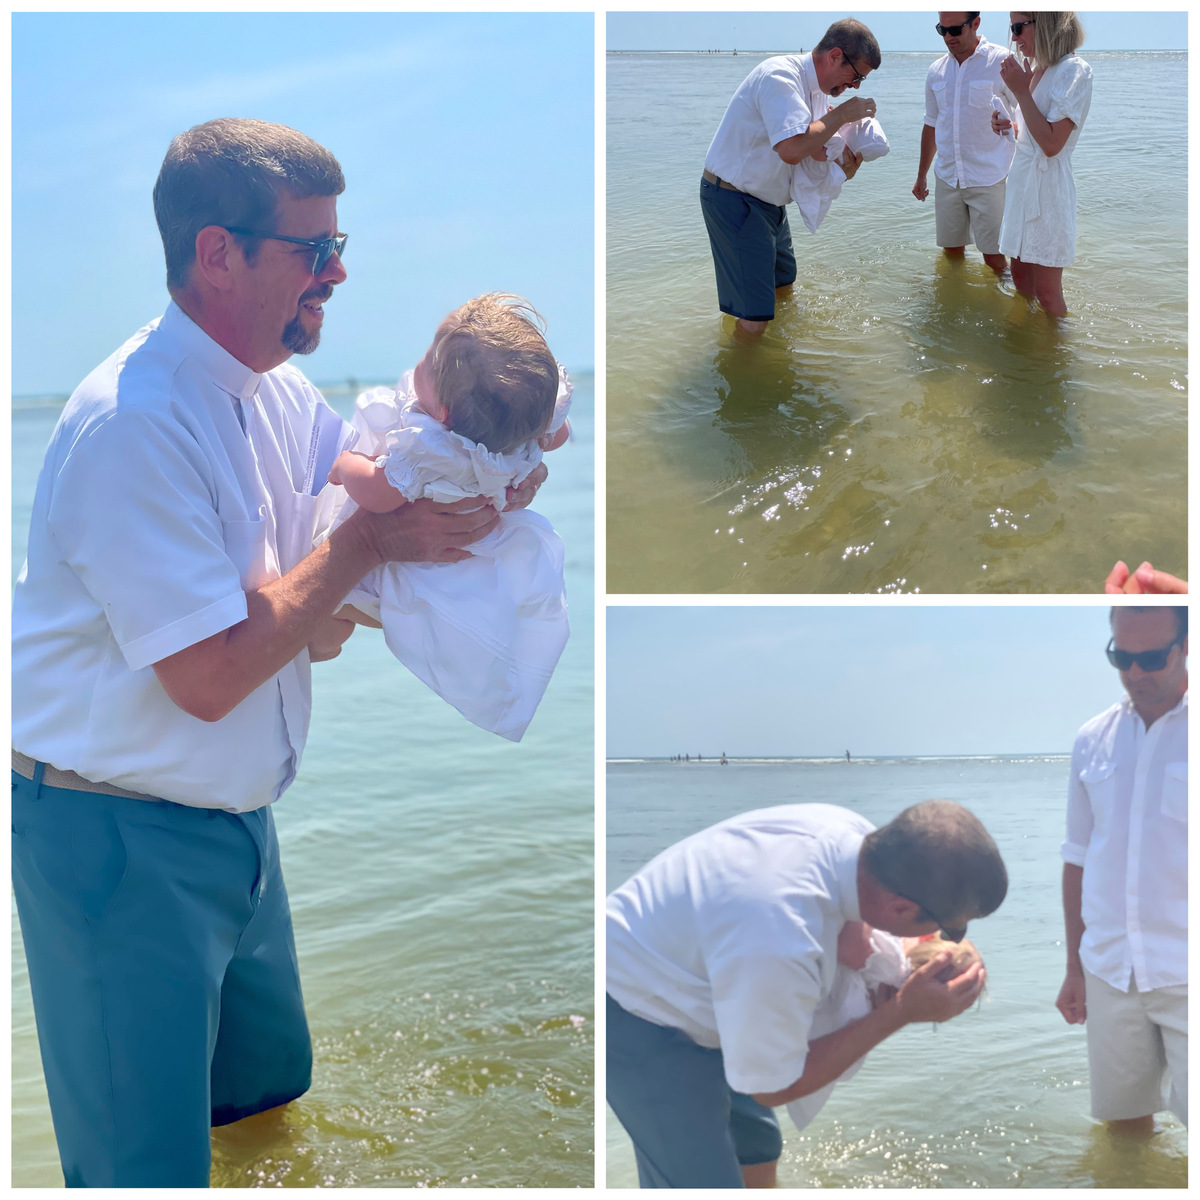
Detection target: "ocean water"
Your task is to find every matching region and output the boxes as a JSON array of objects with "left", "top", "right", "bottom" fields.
[
  {"left": 11, "top": 378, "right": 594, "bottom": 1188},
  {"left": 606, "top": 51, "right": 1187, "bottom": 594},
  {"left": 605, "top": 756, "right": 1187, "bottom": 1188}
]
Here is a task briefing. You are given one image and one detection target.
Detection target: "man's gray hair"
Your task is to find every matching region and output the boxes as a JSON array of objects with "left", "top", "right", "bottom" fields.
[
  {"left": 861, "top": 799, "right": 1007, "bottom": 922},
  {"left": 153, "top": 117, "right": 345, "bottom": 292},
  {"left": 813, "top": 18, "right": 882, "bottom": 70}
]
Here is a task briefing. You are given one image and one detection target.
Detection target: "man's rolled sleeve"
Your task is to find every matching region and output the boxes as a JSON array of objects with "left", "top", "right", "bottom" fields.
[
  {"left": 711, "top": 952, "right": 822, "bottom": 1096},
  {"left": 924, "top": 71, "right": 939, "bottom": 127},
  {"left": 1062, "top": 738, "right": 1093, "bottom": 866},
  {"left": 758, "top": 67, "right": 815, "bottom": 149},
  {"left": 47, "top": 409, "right": 249, "bottom": 670}
]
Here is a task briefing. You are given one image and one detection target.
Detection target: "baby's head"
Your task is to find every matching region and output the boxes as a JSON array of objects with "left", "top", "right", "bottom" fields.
[
  {"left": 906, "top": 935, "right": 982, "bottom": 983},
  {"left": 414, "top": 293, "right": 558, "bottom": 454}
]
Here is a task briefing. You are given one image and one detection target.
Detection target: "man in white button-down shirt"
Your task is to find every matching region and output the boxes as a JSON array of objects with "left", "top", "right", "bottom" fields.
[
  {"left": 11, "top": 118, "right": 544, "bottom": 1188},
  {"left": 913, "top": 13, "right": 1016, "bottom": 273},
  {"left": 1057, "top": 607, "right": 1188, "bottom": 1135}
]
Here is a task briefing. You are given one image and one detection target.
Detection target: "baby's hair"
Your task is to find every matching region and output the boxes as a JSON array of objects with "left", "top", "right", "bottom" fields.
[
  {"left": 907, "top": 936, "right": 981, "bottom": 983},
  {"left": 432, "top": 293, "right": 558, "bottom": 454}
]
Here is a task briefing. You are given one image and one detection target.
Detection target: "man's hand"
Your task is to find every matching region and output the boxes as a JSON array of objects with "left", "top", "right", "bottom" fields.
[
  {"left": 895, "top": 951, "right": 985, "bottom": 1024},
  {"left": 1105, "top": 559, "right": 1188, "bottom": 594},
  {"left": 912, "top": 174, "right": 929, "bottom": 201},
  {"left": 840, "top": 147, "right": 863, "bottom": 181},
  {"left": 991, "top": 109, "right": 1015, "bottom": 138},
  {"left": 1055, "top": 967, "right": 1087, "bottom": 1024},
  {"left": 307, "top": 613, "right": 356, "bottom": 662},
  {"left": 343, "top": 495, "right": 500, "bottom": 566},
  {"left": 505, "top": 461, "right": 548, "bottom": 512},
  {"left": 833, "top": 95, "right": 876, "bottom": 125}
]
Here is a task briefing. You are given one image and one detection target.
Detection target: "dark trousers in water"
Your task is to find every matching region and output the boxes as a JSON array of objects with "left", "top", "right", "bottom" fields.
[
  {"left": 607, "top": 994, "right": 781, "bottom": 1187},
  {"left": 12, "top": 767, "right": 312, "bottom": 1187}
]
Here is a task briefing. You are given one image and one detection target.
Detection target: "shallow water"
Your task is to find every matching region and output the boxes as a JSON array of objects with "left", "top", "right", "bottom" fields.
[
  {"left": 605, "top": 756, "right": 1188, "bottom": 1188},
  {"left": 606, "top": 51, "right": 1187, "bottom": 593},
  {"left": 12, "top": 380, "right": 594, "bottom": 1187}
]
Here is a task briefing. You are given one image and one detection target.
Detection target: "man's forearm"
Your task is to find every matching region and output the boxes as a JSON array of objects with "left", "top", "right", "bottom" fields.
[
  {"left": 154, "top": 518, "right": 380, "bottom": 722},
  {"left": 752, "top": 999, "right": 906, "bottom": 1107},
  {"left": 917, "top": 124, "right": 937, "bottom": 176},
  {"left": 1062, "top": 863, "right": 1085, "bottom": 971}
]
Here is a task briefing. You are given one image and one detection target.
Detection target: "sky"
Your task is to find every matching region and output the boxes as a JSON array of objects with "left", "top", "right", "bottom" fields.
[
  {"left": 12, "top": 13, "right": 594, "bottom": 397},
  {"left": 606, "top": 605, "right": 1182, "bottom": 757},
  {"left": 606, "top": 11, "right": 1188, "bottom": 52}
]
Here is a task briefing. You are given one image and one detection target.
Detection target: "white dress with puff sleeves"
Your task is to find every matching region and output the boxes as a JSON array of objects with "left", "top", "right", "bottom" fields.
[{"left": 335, "top": 368, "right": 572, "bottom": 742}]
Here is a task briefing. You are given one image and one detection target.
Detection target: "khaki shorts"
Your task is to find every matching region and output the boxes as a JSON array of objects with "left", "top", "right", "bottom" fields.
[
  {"left": 934, "top": 176, "right": 1006, "bottom": 255},
  {"left": 1083, "top": 967, "right": 1187, "bottom": 1124}
]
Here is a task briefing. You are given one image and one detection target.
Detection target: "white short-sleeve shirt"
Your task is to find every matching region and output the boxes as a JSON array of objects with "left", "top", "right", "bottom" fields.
[
  {"left": 12, "top": 301, "right": 355, "bottom": 812},
  {"left": 606, "top": 803, "right": 870, "bottom": 1095},
  {"left": 1062, "top": 693, "right": 1187, "bottom": 991},
  {"left": 924, "top": 38, "right": 1017, "bottom": 188},
  {"left": 705, "top": 53, "right": 828, "bottom": 207}
]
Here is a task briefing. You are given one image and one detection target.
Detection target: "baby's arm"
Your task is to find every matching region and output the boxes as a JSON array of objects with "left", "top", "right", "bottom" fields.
[
  {"left": 537, "top": 420, "right": 571, "bottom": 452},
  {"left": 328, "top": 449, "right": 407, "bottom": 513},
  {"left": 333, "top": 602, "right": 383, "bottom": 631}
]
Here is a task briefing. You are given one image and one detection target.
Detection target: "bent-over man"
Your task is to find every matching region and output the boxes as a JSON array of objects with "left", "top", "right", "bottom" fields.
[{"left": 607, "top": 799, "right": 1007, "bottom": 1187}]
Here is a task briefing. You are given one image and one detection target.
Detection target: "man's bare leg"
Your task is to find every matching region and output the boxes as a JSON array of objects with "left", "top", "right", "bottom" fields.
[
  {"left": 741, "top": 1159, "right": 779, "bottom": 1187},
  {"left": 1105, "top": 1115, "right": 1155, "bottom": 1138},
  {"left": 983, "top": 252, "right": 1007, "bottom": 274},
  {"left": 734, "top": 318, "right": 769, "bottom": 340},
  {"left": 942, "top": 246, "right": 966, "bottom": 259}
]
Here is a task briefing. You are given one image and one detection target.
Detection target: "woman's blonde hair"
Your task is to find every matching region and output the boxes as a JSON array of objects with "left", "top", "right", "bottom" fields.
[
  {"left": 431, "top": 294, "right": 558, "bottom": 454},
  {"left": 1018, "top": 12, "right": 1086, "bottom": 67}
]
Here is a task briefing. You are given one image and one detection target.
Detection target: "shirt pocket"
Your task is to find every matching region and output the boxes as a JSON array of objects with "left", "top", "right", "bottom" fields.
[
  {"left": 968, "top": 81, "right": 994, "bottom": 110},
  {"left": 221, "top": 513, "right": 275, "bottom": 591},
  {"left": 1161, "top": 762, "right": 1187, "bottom": 823},
  {"left": 1078, "top": 760, "right": 1116, "bottom": 832}
]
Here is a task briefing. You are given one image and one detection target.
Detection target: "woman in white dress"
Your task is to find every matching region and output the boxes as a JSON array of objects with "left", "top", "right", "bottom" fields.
[{"left": 993, "top": 13, "right": 1092, "bottom": 315}]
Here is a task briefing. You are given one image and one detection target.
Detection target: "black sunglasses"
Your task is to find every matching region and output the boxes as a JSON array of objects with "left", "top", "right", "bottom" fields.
[
  {"left": 839, "top": 52, "right": 867, "bottom": 85},
  {"left": 874, "top": 867, "right": 967, "bottom": 942},
  {"left": 935, "top": 20, "right": 974, "bottom": 36},
  {"left": 1010, "top": 19, "right": 1037, "bottom": 36},
  {"left": 1105, "top": 633, "right": 1184, "bottom": 673},
  {"left": 225, "top": 227, "right": 348, "bottom": 275}
]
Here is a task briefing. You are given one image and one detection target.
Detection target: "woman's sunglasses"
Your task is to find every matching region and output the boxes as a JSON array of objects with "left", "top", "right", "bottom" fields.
[
  {"left": 1010, "top": 19, "right": 1037, "bottom": 36},
  {"left": 1105, "top": 635, "right": 1184, "bottom": 673},
  {"left": 225, "top": 227, "right": 348, "bottom": 275}
]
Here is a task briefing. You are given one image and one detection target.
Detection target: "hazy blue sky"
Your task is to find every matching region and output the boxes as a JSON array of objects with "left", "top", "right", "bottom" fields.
[
  {"left": 607, "top": 11, "right": 1187, "bottom": 52},
  {"left": 13, "top": 13, "right": 593, "bottom": 396},
  {"left": 607, "top": 605, "right": 1176, "bottom": 757}
]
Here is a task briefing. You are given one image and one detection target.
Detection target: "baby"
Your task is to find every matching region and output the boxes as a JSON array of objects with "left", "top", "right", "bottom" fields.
[
  {"left": 324, "top": 293, "right": 573, "bottom": 741},
  {"left": 790, "top": 116, "right": 891, "bottom": 234},
  {"left": 785, "top": 926, "right": 983, "bottom": 1134}
]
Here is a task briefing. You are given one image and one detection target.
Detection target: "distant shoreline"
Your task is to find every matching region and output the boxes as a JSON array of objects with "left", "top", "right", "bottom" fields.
[{"left": 606, "top": 48, "right": 1183, "bottom": 55}]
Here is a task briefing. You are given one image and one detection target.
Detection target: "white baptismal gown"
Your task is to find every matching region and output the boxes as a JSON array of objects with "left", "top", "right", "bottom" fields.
[
  {"left": 790, "top": 116, "right": 891, "bottom": 234},
  {"left": 785, "top": 930, "right": 909, "bottom": 1133},
  {"left": 335, "top": 368, "right": 572, "bottom": 741}
]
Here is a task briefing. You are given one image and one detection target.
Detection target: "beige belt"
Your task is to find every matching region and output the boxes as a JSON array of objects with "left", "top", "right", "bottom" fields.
[
  {"left": 702, "top": 168, "right": 745, "bottom": 193},
  {"left": 12, "top": 750, "right": 161, "bottom": 802}
]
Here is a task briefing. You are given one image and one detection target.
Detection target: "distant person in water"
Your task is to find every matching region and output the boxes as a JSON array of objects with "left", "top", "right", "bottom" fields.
[
  {"left": 1057, "top": 607, "right": 1187, "bottom": 1133},
  {"left": 913, "top": 13, "right": 1017, "bottom": 274},
  {"left": 607, "top": 800, "right": 1005, "bottom": 1187},
  {"left": 700, "top": 19, "right": 882, "bottom": 339},
  {"left": 993, "top": 13, "right": 1092, "bottom": 314}
]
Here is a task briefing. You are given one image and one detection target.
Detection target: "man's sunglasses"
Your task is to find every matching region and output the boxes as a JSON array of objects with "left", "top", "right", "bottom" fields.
[
  {"left": 225, "top": 228, "right": 348, "bottom": 275},
  {"left": 935, "top": 21, "right": 974, "bottom": 36},
  {"left": 1105, "top": 634, "right": 1184, "bottom": 673},
  {"left": 1010, "top": 19, "right": 1037, "bottom": 36},
  {"left": 875, "top": 869, "right": 967, "bottom": 942},
  {"left": 840, "top": 52, "right": 867, "bottom": 85}
]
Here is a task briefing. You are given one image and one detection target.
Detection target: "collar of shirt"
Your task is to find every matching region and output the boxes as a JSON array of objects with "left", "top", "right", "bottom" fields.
[
  {"left": 160, "top": 300, "right": 263, "bottom": 403},
  {"left": 1123, "top": 687, "right": 1188, "bottom": 733},
  {"left": 835, "top": 831, "right": 864, "bottom": 923}
]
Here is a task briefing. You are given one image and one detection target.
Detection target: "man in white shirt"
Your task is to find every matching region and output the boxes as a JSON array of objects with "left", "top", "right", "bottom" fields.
[
  {"left": 1057, "top": 607, "right": 1188, "bottom": 1135},
  {"left": 913, "top": 13, "right": 1016, "bottom": 273},
  {"left": 11, "top": 118, "right": 543, "bottom": 1188},
  {"left": 607, "top": 800, "right": 1006, "bottom": 1187},
  {"left": 701, "top": 19, "right": 881, "bottom": 338}
]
